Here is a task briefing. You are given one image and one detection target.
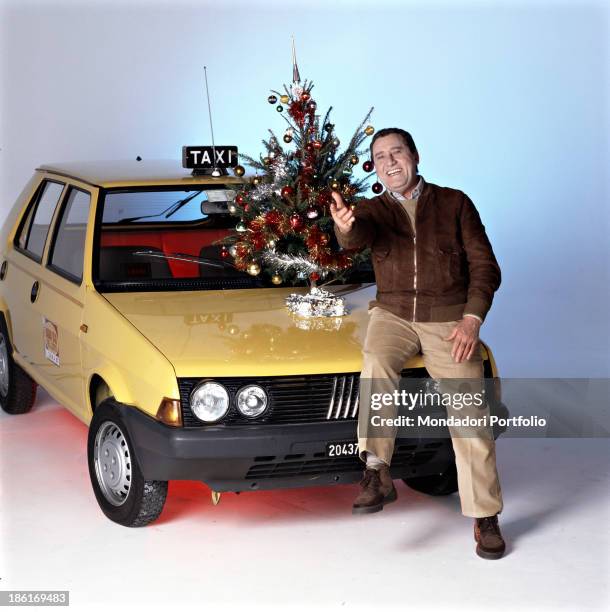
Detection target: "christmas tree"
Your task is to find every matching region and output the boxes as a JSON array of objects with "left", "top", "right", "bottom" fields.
[{"left": 222, "top": 44, "right": 375, "bottom": 287}]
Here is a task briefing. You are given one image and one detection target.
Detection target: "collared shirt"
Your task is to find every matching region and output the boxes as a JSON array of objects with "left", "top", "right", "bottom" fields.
[{"left": 390, "top": 175, "right": 424, "bottom": 202}]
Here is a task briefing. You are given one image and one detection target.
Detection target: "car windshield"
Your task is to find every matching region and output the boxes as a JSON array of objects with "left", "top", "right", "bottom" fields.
[{"left": 95, "top": 186, "right": 373, "bottom": 292}]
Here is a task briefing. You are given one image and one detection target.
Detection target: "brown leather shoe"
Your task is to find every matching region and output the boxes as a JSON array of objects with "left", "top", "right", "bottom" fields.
[
  {"left": 352, "top": 466, "right": 397, "bottom": 515},
  {"left": 474, "top": 515, "right": 506, "bottom": 560}
]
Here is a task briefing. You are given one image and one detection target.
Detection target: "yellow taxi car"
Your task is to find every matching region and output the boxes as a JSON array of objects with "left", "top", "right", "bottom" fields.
[{"left": 0, "top": 159, "right": 507, "bottom": 527}]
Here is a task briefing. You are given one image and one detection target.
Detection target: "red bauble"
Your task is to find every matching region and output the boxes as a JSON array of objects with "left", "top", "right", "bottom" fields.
[
  {"left": 301, "top": 92, "right": 311, "bottom": 102},
  {"left": 362, "top": 160, "right": 374, "bottom": 173},
  {"left": 220, "top": 246, "right": 229, "bottom": 259},
  {"left": 281, "top": 185, "right": 294, "bottom": 199},
  {"left": 372, "top": 182, "right": 384, "bottom": 194},
  {"left": 290, "top": 213, "right": 304, "bottom": 231},
  {"left": 312, "top": 140, "right": 323, "bottom": 150},
  {"left": 235, "top": 193, "right": 246, "bottom": 205},
  {"left": 309, "top": 272, "right": 320, "bottom": 282}
]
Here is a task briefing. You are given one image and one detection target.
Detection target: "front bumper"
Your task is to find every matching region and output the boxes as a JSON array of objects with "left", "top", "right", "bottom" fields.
[{"left": 118, "top": 404, "right": 457, "bottom": 492}]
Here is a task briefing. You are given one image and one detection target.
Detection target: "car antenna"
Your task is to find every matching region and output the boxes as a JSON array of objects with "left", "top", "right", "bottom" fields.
[{"left": 203, "top": 66, "right": 221, "bottom": 178}]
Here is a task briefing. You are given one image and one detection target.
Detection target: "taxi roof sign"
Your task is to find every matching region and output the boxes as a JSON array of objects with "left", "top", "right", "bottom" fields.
[{"left": 182, "top": 146, "right": 238, "bottom": 174}]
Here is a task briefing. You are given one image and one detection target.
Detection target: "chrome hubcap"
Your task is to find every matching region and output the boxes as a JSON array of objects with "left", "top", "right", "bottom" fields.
[
  {"left": 0, "top": 335, "right": 9, "bottom": 397},
  {"left": 94, "top": 421, "right": 132, "bottom": 506}
]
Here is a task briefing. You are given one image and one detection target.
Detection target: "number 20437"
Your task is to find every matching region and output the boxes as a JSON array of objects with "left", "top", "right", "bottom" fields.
[{"left": 326, "top": 442, "right": 359, "bottom": 457}]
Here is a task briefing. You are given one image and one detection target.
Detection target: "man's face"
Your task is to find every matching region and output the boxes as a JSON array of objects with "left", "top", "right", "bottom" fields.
[{"left": 371, "top": 133, "right": 420, "bottom": 195}]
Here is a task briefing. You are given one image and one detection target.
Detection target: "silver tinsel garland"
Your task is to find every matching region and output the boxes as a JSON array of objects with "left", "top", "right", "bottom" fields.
[
  {"left": 250, "top": 154, "right": 290, "bottom": 204},
  {"left": 285, "top": 286, "right": 348, "bottom": 318},
  {"left": 262, "top": 251, "right": 325, "bottom": 275}
]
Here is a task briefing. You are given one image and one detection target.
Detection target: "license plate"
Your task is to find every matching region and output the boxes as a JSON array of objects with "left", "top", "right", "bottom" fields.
[{"left": 326, "top": 441, "right": 359, "bottom": 457}]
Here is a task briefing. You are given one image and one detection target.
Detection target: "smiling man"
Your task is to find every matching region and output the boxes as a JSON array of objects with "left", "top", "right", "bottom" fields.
[{"left": 330, "top": 128, "right": 506, "bottom": 560}]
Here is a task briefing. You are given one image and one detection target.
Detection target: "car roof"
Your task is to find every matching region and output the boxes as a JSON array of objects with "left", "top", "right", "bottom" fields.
[{"left": 36, "top": 159, "right": 247, "bottom": 189}]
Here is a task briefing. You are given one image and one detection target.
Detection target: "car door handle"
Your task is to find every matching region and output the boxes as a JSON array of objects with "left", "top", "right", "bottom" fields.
[{"left": 30, "top": 281, "right": 39, "bottom": 303}]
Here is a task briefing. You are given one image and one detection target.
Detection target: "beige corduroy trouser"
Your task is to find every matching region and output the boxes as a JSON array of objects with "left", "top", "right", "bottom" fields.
[{"left": 358, "top": 306, "right": 503, "bottom": 518}]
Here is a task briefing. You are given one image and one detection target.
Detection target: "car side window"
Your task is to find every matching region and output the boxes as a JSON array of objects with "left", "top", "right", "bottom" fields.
[
  {"left": 48, "top": 187, "right": 92, "bottom": 283},
  {"left": 16, "top": 180, "right": 65, "bottom": 260}
]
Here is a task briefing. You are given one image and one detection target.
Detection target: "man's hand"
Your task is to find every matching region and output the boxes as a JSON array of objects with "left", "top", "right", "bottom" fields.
[
  {"left": 443, "top": 317, "right": 481, "bottom": 363},
  {"left": 330, "top": 191, "right": 355, "bottom": 233}
]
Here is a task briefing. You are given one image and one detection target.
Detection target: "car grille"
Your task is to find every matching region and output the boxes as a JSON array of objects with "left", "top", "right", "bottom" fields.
[
  {"left": 245, "top": 442, "right": 444, "bottom": 480},
  {"left": 178, "top": 368, "right": 430, "bottom": 427}
]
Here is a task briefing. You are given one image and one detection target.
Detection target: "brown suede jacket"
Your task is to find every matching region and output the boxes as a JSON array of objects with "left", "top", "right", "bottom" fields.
[{"left": 334, "top": 181, "right": 501, "bottom": 322}]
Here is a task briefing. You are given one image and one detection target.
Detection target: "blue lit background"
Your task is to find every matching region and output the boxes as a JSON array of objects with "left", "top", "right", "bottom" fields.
[{"left": 1, "top": 0, "right": 608, "bottom": 376}]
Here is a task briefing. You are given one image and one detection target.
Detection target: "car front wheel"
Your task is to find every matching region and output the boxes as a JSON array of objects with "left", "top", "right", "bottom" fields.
[
  {"left": 0, "top": 319, "right": 37, "bottom": 415},
  {"left": 402, "top": 462, "right": 458, "bottom": 496},
  {"left": 87, "top": 399, "right": 168, "bottom": 527}
]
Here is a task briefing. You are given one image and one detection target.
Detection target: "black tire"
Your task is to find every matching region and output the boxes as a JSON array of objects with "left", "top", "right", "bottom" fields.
[
  {"left": 0, "top": 317, "right": 37, "bottom": 415},
  {"left": 403, "top": 462, "right": 458, "bottom": 496},
  {"left": 87, "top": 399, "right": 168, "bottom": 527}
]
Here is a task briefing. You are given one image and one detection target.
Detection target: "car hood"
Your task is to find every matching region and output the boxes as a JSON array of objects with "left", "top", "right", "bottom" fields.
[{"left": 102, "top": 284, "right": 428, "bottom": 377}]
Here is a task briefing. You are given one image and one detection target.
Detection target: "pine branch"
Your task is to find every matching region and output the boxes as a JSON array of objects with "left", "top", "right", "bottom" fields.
[{"left": 320, "top": 106, "right": 332, "bottom": 133}]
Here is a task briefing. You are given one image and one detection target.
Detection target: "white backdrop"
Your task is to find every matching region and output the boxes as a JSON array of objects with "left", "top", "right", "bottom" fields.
[{"left": 1, "top": 0, "right": 609, "bottom": 376}]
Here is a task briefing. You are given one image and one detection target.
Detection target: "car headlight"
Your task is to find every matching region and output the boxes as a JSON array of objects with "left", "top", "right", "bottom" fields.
[
  {"left": 190, "top": 381, "right": 229, "bottom": 423},
  {"left": 236, "top": 385, "right": 268, "bottom": 418}
]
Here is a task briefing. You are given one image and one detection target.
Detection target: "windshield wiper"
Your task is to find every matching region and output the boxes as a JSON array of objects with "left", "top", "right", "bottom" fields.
[
  {"left": 117, "top": 190, "right": 204, "bottom": 223},
  {"left": 133, "top": 249, "right": 237, "bottom": 269}
]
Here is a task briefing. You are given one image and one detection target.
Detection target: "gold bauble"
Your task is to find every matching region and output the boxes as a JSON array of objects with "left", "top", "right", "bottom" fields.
[
  {"left": 253, "top": 176, "right": 261, "bottom": 186},
  {"left": 364, "top": 125, "right": 375, "bottom": 136},
  {"left": 350, "top": 154, "right": 359, "bottom": 165},
  {"left": 271, "top": 273, "right": 282, "bottom": 285},
  {"left": 247, "top": 262, "right": 261, "bottom": 276},
  {"left": 280, "top": 95, "right": 290, "bottom": 104},
  {"left": 330, "top": 179, "right": 340, "bottom": 190},
  {"left": 233, "top": 165, "right": 245, "bottom": 177}
]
